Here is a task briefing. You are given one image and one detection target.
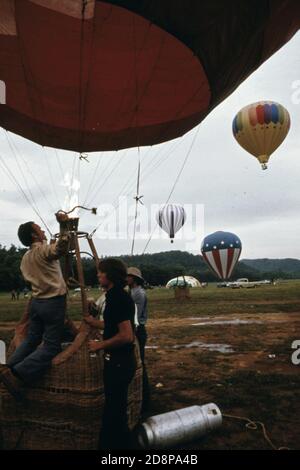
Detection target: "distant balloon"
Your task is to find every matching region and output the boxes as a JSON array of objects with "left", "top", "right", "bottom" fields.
[
  {"left": 157, "top": 204, "right": 186, "bottom": 243},
  {"left": 201, "top": 231, "right": 242, "bottom": 280},
  {"left": 232, "top": 101, "right": 290, "bottom": 170}
]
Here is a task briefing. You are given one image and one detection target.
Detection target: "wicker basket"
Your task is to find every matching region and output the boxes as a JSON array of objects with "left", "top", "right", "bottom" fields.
[
  {"left": 0, "top": 327, "right": 143, "bottom": 450},
  {"left": 174, "top": 286, "right": 190, "bottom": 301}
]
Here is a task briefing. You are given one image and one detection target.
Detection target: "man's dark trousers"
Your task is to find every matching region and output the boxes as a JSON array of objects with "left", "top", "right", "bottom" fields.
[
  {"left": 7, "top": 295, "right": 66, "bottom": 383},
  {"left": 100, "top": 351, "right": 136, "bottom": 449}
]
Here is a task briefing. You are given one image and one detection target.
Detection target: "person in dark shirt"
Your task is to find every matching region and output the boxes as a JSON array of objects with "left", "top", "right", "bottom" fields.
[{"left": 86, "top": 258, "right": 136, "bottom": 450}]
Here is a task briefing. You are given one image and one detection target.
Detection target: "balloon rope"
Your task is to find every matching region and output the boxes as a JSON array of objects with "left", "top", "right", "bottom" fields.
[
  {"left": 77, "top": 156, "right": 81, "bottom": 211},
  {"left": 88, "top": 135, "right": 188, "bottom": 237},
  {"left": 3, "top": 130, "right": 40, "bottom": 213},
  {"left": 2, "top": 130, "right": 53, "bottom": 236},
  {"left": 68, "top": 152, "right": 78, "bottom": 209},
  {"left": 131, "top": 148, "right": 142, "bottom": 255},
  {"left": 86, "top": 150, "right": 127, "bottom": 208},
  {"left": 54, "top": 148, "right": 68, "bottom": 201},
  {"left": 223, "top": 413, "right": 291, "bottom": 450},
  {"left": 82, "top": 152, "right": 103, "bottom": 207},
  {"left": 0, "top": 153, "right": 52, "bottom": 237},
  {"left": 5, "top": 131, "right": 55, "bottom": 213},
  {"left": 42, "top": 146, "right": 61, "bottom": 210},
  {"left": 142, "top": 125, "right": 200, "bottom": 254}
]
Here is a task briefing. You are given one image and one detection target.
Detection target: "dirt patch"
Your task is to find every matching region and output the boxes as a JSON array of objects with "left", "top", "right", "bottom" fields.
[{"left": 144, "top": 309, "right": 300, "bottom": 449}]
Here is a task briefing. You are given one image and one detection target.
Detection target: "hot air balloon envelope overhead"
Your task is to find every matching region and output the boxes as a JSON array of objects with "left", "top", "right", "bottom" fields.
[
  {"left": 201, "top": 231, "right": 242, "bottom": 280},
  {"left": 157, "top": 204, "right": 186, "bottom": 243},
  {"left": 233, "top": 101, "right": 291, "bottom": 169},
  {"left": 0, "top": 0, "right": 299, "bottom": 152}
]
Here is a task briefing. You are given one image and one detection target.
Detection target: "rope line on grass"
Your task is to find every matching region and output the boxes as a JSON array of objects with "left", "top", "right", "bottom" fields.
[{"left": 223, "top": 413, "right": 291, "bottom": 450}]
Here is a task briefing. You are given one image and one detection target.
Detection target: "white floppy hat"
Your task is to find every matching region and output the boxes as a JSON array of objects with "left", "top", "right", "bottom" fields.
[{"left": 127, "top": 267, "right": 144, "bottom": 281}]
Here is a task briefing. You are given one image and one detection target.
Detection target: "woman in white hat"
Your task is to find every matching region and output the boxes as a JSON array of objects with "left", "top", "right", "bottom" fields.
[{"left": 127, "top": 267, "right": 150, "bottom": 412}]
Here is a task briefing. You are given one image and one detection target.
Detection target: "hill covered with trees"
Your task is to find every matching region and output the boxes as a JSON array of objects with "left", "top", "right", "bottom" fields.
[
  {"left": 242, "top": 258, "right": 300, "bottom": 277},
  {"left": 1, "top": 245, "right": 299, "bottom": 291}
]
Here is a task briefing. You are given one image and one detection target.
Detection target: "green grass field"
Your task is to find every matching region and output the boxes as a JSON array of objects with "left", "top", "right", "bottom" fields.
[
  {"left": 0, "top": 281, "right": 299, "bottom": 450},
  {"left": 1, "top": 280, "right": 300, "bottom": 322}
]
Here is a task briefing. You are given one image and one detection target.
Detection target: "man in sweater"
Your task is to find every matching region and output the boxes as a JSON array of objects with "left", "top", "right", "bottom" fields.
[{"left": 0, "top": 213, "right": 70, "bottom": 399}]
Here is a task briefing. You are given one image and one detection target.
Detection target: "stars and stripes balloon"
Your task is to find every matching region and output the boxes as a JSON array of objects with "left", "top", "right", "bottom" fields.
[
  {"left": 232, "top": 101, "right": 290, "bottom": 170},
  {"left": 157, "top": 204, "right": 186, "bottom": 243},
  {"left": 201, "top": 231, "right": 242, "bottom": 280}
]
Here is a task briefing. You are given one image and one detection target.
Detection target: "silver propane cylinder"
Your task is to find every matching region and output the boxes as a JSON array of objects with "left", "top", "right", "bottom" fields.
[{"left": 138, "top": 403, "right": 222, "bottom": 449}]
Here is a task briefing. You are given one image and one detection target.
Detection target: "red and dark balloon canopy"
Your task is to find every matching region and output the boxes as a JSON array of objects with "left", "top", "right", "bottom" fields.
[{"left": 0, "top": 0, "right": 299, "bottom": 152}]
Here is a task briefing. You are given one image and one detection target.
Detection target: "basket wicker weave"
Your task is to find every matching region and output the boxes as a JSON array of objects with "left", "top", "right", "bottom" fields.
[
  {"left": 0, "top": 324, "right": 143, "bottom": 450},
  {"left": 174, "top": 286, "right": 190, "bottom": 301}
]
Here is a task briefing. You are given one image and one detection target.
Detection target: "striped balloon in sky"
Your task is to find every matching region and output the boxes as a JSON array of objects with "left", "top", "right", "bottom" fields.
[
  {"left": 157, "top": 204, "right": 186, "bottom": 243},
  {"left": 232, "top": 101, "right": 290, "bottom": 170},
  {"left": 201, "top": 231, "right": 242, "bottom": 280}
]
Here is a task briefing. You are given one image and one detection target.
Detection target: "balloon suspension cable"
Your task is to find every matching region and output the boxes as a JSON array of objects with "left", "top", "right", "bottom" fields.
[
  {"left": 58, "top": 205, "right": 97, "bottom": 216},
  {"left": 134, "top": 194, "right": 144, "bottom": 205},
  {"left": 0, "top": 151, "right": 53, "bottom": 238},
  {"left": 131, "top": 147, "right": 142, "bottom": 256},
  {"left": 79, "top": 153, "right": 89, "bottom": 162},
  {"left": 142, "top": 125, "right": 201, "bottom": 254}
]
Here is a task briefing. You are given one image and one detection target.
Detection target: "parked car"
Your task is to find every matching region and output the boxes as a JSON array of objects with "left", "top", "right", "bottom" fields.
[{"left": 228, "top": 278, "right": 257, "bottom": 289}]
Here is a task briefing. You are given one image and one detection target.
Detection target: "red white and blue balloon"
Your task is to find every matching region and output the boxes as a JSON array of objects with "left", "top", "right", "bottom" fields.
[{"left": 201, "top": 231, "right": 242, "bottom": 280}]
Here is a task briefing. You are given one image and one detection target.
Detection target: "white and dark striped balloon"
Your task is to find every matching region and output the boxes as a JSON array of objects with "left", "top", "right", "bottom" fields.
[{"left": 157, "top": 204, "right": 186, "bottom": 243}]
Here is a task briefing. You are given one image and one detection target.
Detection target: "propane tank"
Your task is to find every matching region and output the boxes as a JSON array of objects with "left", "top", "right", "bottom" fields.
[{"left": 138, "top": 403, "right": 222, "bottom": 449}]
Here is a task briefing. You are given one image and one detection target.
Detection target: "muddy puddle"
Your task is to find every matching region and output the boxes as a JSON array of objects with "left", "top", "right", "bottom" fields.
[
  {"left": 171, "top": 341, "right": 234, "bottom": 353},
  {"left": 191, "top": 319, "right": 262, "bottom": 326},
  {"left": 146, "top": 342, "right": 234, "bottom": 353}
]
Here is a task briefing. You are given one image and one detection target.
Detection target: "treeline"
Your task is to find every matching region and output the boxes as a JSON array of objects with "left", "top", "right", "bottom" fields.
[
  {"left": 0, "top": 245, "right": 298, "bottom": 291},
  {"left": 0, "top": 245, "right": 27, "bottom": 291},
  {"left": 120, "top": 251, "right": 268, "bottom": 285}
]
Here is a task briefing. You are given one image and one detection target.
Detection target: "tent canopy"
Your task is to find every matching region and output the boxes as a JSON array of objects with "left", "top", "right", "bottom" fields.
[{"left": 166, "top": 276, "right": 201, "bottom": 288}]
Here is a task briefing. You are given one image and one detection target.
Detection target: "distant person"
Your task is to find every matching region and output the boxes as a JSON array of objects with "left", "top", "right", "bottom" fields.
[
  {"left": 23, "top": 287, "right": 29, "bottom": 298},
  {"left": 0, "top": 213, "right": 70, "bottom": 400},
  {"left": 11, "top": 289, "right": 16, "bottom": 301},
  {"left": 86, "top": 258, "right": 136, "bottom": 450},
  {"left": 16, "top": 288, "right": 20, "bottom": 300},
  {"left": 127, "top": 267, "right": 150, "bottom": 412}
]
